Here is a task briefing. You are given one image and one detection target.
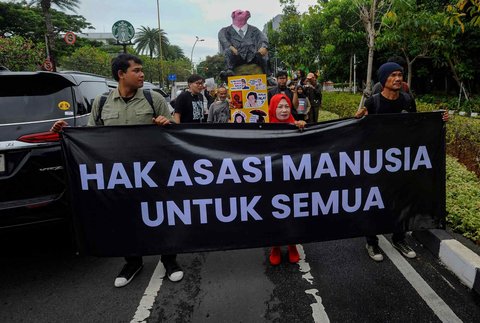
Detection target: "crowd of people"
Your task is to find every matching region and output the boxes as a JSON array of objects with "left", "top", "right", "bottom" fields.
[{"left": 50, "top": 53, "right": 447, "bottom": 287}]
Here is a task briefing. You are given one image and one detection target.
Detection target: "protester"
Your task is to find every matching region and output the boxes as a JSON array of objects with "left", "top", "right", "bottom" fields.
[
  {"left": 268, "top": 71, "right": 293, "bottom": 103},
  {"left": 50, "top": 53, "right": 184, "bottom": 287},
  {"left": 372, "top": 56, "right": 410, "bottom": 95},
  {"left": 207, "top": 86, "right": 230, "bottom": 123},
  {"left": 304, "top": 72, "right": 322, "bottom": 123},
  {"left": 174, "top": 74, "right": 206, "bottom": 123},
  {"left": 267, "top": 93, "right": 306, "bottom": 265},
  {"left": 292, "top": 85, "right": 311, "bottom": 121},
  {"left": 355, "top": 62, "right": 448, "bottom": 262}
]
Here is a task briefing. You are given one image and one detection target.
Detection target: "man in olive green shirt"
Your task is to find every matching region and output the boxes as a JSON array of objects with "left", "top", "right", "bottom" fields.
[
  {"left": 51, "top": 54, "right": 182, "bottom": 288},
  {"left": 88, "top": 81, "right": 172, "bottom": 126}
]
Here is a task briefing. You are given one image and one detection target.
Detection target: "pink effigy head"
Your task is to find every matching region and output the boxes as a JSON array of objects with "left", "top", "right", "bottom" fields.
[{"left": 231, "top": 10, "right": 251, "bottom": 28}]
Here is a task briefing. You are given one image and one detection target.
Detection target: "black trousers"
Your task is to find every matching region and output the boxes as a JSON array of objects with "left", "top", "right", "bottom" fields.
[
  {"left": 125, "top": 254, "right": 176, "bottom": 265},
  {"left": 366, "top": 232, "right": 406, "bottom": 246}
]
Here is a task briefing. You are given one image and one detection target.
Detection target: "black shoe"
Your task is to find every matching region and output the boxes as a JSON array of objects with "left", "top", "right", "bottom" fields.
[
  {"left": 366, "top": 243, "right": 384, "bottom": 262},
  {"left": 114, "top": 262, "right": 143, "bottom": 288},
  {"left": 392, "top": 240, "right": 416, "bottom": 258},
  {"left": 163, "top": 258, "right": 184, "bottom": 282}
]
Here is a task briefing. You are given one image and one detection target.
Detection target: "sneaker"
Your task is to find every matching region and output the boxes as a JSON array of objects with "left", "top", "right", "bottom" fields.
[
  {"left": 288, "top": 245, "right": 300, "bottom": 263},
  {"left": 392, "top": 240, "right": 416, "bottom": 259},
  {"left": 163, "top": 259, "right": 184, "bottom": 282},
  {"left": 269, "top": 246, "right": 281, "bottom": 265},
  {"left": 366, "top": 243, "right": 384, "bottom": 262},
  {"left": 114, "top": 262, "right": 143, "bottom": 288}
]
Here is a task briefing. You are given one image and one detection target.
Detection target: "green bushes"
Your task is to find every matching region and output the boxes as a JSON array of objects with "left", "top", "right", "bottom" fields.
[
  {"left": 418, "top": 94, "right": 480, "bottom": 113},
  {"left": 446, "top": 156, "right": 480, "bottom": 243},
  {"left": 321, "top": 92, "right": 362, "bottom": 118}
]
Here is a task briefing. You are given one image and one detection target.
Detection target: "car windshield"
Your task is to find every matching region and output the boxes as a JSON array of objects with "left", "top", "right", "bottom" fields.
[{"left": 1, "top": 87, "right": 74, "bottom": 124}]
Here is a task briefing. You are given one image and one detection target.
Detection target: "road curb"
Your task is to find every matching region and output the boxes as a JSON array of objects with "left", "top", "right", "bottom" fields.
[{"left": 413, "top": 229, "right": 480, "bottom": 295}]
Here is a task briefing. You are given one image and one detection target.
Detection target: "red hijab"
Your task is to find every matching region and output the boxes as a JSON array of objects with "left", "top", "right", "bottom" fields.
[{"left": 268, "top": 93, "right": 295, "bottom": 124}]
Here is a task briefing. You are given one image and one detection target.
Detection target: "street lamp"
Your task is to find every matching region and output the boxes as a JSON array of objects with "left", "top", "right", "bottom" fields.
[
  {"left": 156, "top": 0, "right": 164, "bottom": 86},
  {"left": 190, "top": 36, "right": 204, "bottom": 74}
]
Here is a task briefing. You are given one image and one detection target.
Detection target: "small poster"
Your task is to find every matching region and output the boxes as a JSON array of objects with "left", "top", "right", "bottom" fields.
[
  {"left": 228, "top": 74, "right": 269, "bottom": 123},
  {"left": 297, "top": 97, "right": 307, "bottom": 115}
]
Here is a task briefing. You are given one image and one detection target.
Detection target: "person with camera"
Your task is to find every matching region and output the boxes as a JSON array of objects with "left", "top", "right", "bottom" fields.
[{"left": 303, "top": 72, "right": 322, "bottom": 123}]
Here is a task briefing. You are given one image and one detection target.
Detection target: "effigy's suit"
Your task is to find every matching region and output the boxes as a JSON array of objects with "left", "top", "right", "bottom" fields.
[
  {"left": 218, "top": 25, "right": 269, "bottom": 74},
  {"left": 218, "top": 10, "right": 270, "bottom": 77}
]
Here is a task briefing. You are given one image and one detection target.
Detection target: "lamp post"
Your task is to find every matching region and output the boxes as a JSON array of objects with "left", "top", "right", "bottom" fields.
[
  {"left": 156, "top": 0, "right": 164, "bottom": 86},
  {"left": 190, "top": 36, "right": 204, "bottom": 74}
]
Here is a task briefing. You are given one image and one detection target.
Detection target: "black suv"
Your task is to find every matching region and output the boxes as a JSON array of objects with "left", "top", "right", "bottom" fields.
[{"left": 0, "top": 71, "right": 110, "bottom": 229}]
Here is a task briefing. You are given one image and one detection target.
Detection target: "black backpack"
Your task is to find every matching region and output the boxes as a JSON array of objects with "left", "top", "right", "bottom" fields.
[{"left": 95, "top": 89, "right": 155, "bottom": 124}]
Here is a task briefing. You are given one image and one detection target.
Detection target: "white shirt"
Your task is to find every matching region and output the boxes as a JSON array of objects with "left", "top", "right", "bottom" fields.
[{"left": 232, "top": 24, "right": 248, "bottom": 37}]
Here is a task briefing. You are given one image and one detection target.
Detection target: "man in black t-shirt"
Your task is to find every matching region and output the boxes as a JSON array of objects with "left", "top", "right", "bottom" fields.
[
  {"left": 355, "top": 62, "right": 448, "bottom": 263},
  {"left": 174, "top": 74, "right": 205, "bottom": 123}
]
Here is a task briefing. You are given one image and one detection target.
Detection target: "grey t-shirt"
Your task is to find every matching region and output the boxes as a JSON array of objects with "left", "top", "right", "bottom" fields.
[{"left": 207, "top": 100, "right": 230, "bottom": 123}]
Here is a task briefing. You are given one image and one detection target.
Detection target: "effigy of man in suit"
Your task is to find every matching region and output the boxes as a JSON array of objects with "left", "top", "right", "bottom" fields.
[{"left": 218, "top": 9, "right": 269, "bottom": 77}]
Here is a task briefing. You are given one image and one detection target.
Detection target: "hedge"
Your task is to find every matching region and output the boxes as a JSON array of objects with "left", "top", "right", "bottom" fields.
[
  {"left": 320, "top": 92, "right": 480, "bottom": 243},
  {"left": 446, "top": 156, "right": 480, "bottom": 243}
]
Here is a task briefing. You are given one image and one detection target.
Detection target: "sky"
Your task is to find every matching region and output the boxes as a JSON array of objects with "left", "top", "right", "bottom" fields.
[{"left": 69, "top": 0, "right": 320, "bottom": 64}]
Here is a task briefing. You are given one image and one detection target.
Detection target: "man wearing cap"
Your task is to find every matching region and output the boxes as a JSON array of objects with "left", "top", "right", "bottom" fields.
[
  {"left": 304, "top": 72, "right": 322, "bottom": 123},
  {"left": 355, "top": 62, "right": 448, "bottom": 262}
]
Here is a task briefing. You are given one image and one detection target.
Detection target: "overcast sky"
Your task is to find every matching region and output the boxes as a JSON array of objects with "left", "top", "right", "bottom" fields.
[{"left": 69, "top": 0, "right": 319, "bottom": 63}]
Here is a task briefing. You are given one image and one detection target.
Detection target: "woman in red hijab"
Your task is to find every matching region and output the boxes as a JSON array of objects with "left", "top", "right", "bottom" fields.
[{"left": 268, "top": 94, "right": 306, "bottom": 265}]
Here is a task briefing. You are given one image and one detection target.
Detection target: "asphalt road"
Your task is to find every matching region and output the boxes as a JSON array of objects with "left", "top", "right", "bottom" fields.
[{"left": 0, "top": 224, "right": 479, "bottom": 323}]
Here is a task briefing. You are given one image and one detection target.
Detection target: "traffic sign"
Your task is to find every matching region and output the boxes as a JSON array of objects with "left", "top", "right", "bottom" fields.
[
  {"left": 64, "top": 31, "right": 76, "bottom": 45},
  {"left": 43, "top": 58, "right": 53, "bottom": 71},
  {"left": 112, "top": 20, "right": 135, "bottom": 44},
  {"left": 168, "top": 74, "right": 177, "bottom": 81}
]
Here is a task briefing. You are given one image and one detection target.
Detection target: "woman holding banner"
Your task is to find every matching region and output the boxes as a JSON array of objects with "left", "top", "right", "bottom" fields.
[{"left": 267, "top": 94, "right": 306, "bottom": 265}]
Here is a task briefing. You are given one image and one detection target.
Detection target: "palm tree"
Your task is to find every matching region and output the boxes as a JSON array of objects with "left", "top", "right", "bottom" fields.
[
  {"left": 134, "top": 26, "right": 169, "bottom": 59},
  {"left": 27, "top": 0, "right": 80, "bottom": 71},
  {"left": 164, "top": 44, "right": 185, "bottom": 60}
]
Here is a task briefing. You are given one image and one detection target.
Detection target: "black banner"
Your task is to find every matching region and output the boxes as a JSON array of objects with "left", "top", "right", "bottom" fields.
[{"left": 61, "top": 113, "right": 446, "bottom": 256}]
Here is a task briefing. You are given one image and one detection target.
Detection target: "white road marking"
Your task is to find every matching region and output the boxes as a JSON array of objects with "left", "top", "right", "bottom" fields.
[
  {"left": 378, "top": 235, "right": 462, "bottom": 323},
  {"left": 297, "top": 244, "right": 330, "bottom": 323},
  {"left": 131, "top": 260, "right": 166, "bottom": 323}
]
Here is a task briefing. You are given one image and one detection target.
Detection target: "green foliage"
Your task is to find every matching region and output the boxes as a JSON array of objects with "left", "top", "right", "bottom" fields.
[
  {"left": 446, "top": 155, "right": 480, "bottom": 243},
  {"left": 317, "top": 110, "right": 341, "bottom": 122},
  {"left": 0, "top": 1, "right": 92, "bottom": 42},
  {"left": 162, "top": 58, "right": 193, "bottom": 83},
  {"left": 418, "top": 94, "right": 480, "bottom": 112},
  {"left": 196, "top": 54, "right": 226, "bottom": 79},
  {"left": 322, "top": 92, "right": 363, "bottom": 118},
  {"left": 60, "top": 45, "right": 111, "bottom": 77},
  {"left": 0, "top": 35, "right": 44, "bottom": 71}
]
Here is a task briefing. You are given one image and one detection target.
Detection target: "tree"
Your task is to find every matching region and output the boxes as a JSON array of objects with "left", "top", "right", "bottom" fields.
[
  {"left": 353, "top": 0, "right": 394, "bottom": 95},
  {"left": 60, "top": 45, "right": 111, "bottom": 77},
  {"left": 307, "top": 0, "right": 366, "bottom": 84},
  {"left": 134, "top": 26, "right": 169, "bottom": 59},
  {"left": 376, "top": 1, "right": 445, "bottom": 88},
  {"left": 1, "top": 2, "right": 91, "bottom": 43},
  {"left": 0, "top": 35, "right": 44, "bottom": 70},
  {"left": 26, "top": 0, "right": 81, "bottom": 71},
  {"left": 446, "top": 0, "right": 480, "bottom": 31},
  {"left": 196, "top": 54, "right": 225, "bottom": 79},
  {"left": 164, "top": 44, "right": 185, "bottom": 60}
]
